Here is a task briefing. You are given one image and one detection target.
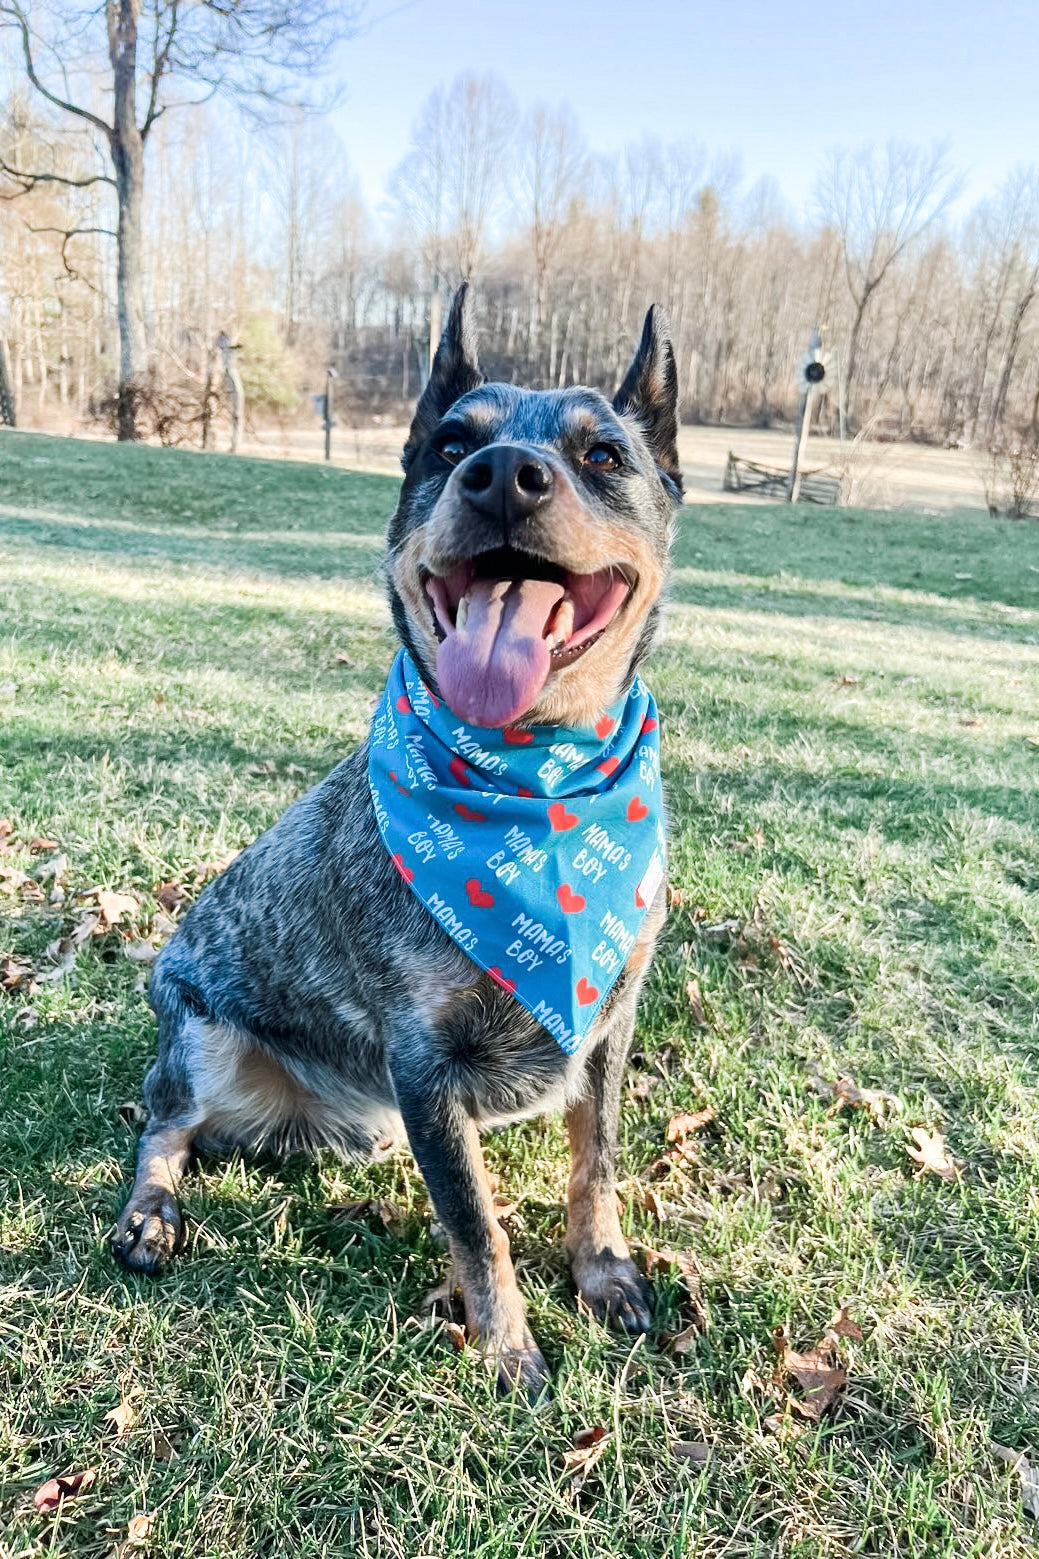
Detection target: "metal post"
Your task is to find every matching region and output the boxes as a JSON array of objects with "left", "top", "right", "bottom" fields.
[
  {"left": 787, "top": 327, "right": 823, "bottom": 503},
  {"left": 324, "top": 366, "right": 337, "bottom": 461}
]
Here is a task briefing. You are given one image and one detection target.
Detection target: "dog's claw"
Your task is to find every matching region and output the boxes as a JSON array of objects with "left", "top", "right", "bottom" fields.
[
  {"left": 574, "top": 1255, "right": 654, "bottom": 1334},
  {"left": 111, "top": 1194, "right": 184, "bottom": 1275}
]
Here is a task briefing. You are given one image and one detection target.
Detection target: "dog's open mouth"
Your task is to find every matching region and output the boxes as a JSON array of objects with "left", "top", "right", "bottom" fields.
[{"left": 423, "top": 545, "right": 634, "bottom": 728}]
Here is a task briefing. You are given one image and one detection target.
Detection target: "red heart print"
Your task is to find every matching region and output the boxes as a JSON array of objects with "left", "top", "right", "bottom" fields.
[
  {"left": 597, "top": 756, "right": 620, "bottom": 778},
  {"left": 576, "top": 977, "right": 599, "bottom": 1005},
  {"left": 627, "top": 796, "right": 649, "bottom": 822},
  {"left": 454, "top": 802, "right": 487, "bottom": 823},
  {"left": 557, "top": 883, "right": 586, "bottom": 914},
  {"left": 517, "top": 786, "right": 534, "bottom": 798},
  {"left": 449, "top": 756, "right": 472, "bottom": 788},
  {"left": 391, "top": 854, "right": 414, "bottom": 884},
  {"left": 641, "top": 716, "right": 658, "bottom": 733},
  {"left": 395, "top": 694, "right": 411, "bottom": 713},
  {"left": 634, "top": 885, "right": 646, "bottom": 909},
  {"left": 595, "top": 714, "right": 615, "bottom": 740},
  {"left": 388, "top": 769, "right": 408, "bottom": 796},
  {"left": 503, "top": 726, "right": 533, "bottom": 745},
  {"left": 548, "top": 801, "right": 578, "bottom": 831},
  {"left": 487, "top": 966, "right": 517, "bottom": 994},
  {"left": 465, "top": 879, "right": 494, "bottom": 909}
]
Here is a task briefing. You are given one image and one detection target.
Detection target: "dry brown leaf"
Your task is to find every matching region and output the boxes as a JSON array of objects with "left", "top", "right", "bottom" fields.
[
  {"left": 994, "top": 1444, "right": 1039, "bottom": 1519},
  {"left": 673, "top": 1439, "right": 711, "bottom": 1464},
  {"left": 1, "top": 954, "right": 33, "bottom": 991},
  {"left": 831, "top": 1074, "right": 900, "bottom": 1122},
  {"left": 667, "top": 884, "right": 684, "bottom": 909},
  {"left": 627, "top": 1072, "right": 658, "bottom": 1100},
  {"left": 906, "top": 1125, "right": 962, "bottom": 1181},
  {"left": 634, "top": 1242, "right": 710, "bottom": 1332},
  {"left": 667, "top": 1321, "right": 701, "bottom": 1356},
  {"left": 638, "top": 1182, "right": 666, "bottom": 1221},
  {"left": 92, "top": 889, "right": 139, "bottom": 928},
  {"left": 33, "top": 1467, "right": 97, "bottom": 1512},
  {"left": 104, "top": 1387, "right": 143, "bottom": 1438},
  {"left": 125, "top": 1513, "right": 153, "bottom": 1543},
  {"left": 827, "top": 1305, "right": 864, "bottom": 1340},
  {"left": 443, "top": 1320, "right": 467, "bottom": 1352},
  {"left": 667, "top": 1107, "right": 715, "bottom": 1144},
  {"left": 785, "top": 1350, "right": 847, "bottom": 1419},
  {"left": 773, "top": 1327, "right": 847, "bottom": 1420},
  {"left": 684, "top": 978, "right": 707, "bottom": 1028},
  {"left": 562, "top": 1425, "right": 609, "bottom": 1492},
  {"left": 154, "top": 881, "right": 187, "bottom": 914},
  {"left": 29, "top": 836, "right": 59, "bottom": 852}
]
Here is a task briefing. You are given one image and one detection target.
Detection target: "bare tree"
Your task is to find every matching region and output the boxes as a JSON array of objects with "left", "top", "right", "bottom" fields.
[
  {"left": 518, "top": 104, "right": 586, "bottom": 361},
  {"left": 816, "top": 140, "right": 959, "bottom": 424},
  {"left": 0, "top": 0, "right": 356, "bottom": 439}
]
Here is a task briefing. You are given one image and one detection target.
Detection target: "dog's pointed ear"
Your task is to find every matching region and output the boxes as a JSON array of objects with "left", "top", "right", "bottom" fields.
[
  {"left": 613, "top": 306, "right": 682, "bottom": 489},
  {"left": 402, "top": 284, "right": 485, "bottom": 469}
]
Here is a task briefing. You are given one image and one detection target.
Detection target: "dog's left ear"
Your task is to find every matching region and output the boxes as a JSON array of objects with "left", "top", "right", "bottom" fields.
[
  {"left": 613, "top": 307, "right": 682, "bottom": 489},
  {"left": 402, "top": 284, "right": 485, "bottom": 469}
]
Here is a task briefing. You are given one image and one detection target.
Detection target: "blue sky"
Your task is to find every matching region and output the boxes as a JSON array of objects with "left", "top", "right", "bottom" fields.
[{"left": 332, "top": 0, "right": 1038, "bottom": 219}]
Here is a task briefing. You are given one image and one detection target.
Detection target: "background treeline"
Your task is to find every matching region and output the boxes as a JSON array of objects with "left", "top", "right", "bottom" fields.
[{"left": 2, "top": 71, "right": 1038, "bottom": 446}]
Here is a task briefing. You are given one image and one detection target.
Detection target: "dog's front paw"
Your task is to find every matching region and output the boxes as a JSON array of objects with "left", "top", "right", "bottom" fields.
[
  {"left": 492, "top": 1329, "right": 552, "bottom": 1404},
  {"left": 111, "top": 1191, "right": 184, "bottom": 1275},
  {"left": 572, "top": 1252, "right": 654, "bottom": 1334}
]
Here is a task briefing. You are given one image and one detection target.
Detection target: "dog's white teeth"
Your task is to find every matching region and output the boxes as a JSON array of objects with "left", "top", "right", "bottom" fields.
[
  {"left": 456, "top": 594, "right": 469, "bottom": 630},
  {"left": 546, "top": 596, "right": 575, "bottom": 648}
]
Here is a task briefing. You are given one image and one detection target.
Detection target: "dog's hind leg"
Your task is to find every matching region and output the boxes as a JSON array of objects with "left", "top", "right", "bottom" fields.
[
  {"left": 391, "top": 1059, "right": 550, "bottom": 1401},
  {"left": 565, "top": 1013, "right": 654, "bottom": 1334}
]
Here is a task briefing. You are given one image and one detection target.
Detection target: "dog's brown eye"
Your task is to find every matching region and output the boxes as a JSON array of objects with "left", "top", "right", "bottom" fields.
[
  {"left": 437, "top": 435, "right": 469, "bottom": 465},
  {"left": 583, "top": 444, "right": 621, "bottom": 472}
]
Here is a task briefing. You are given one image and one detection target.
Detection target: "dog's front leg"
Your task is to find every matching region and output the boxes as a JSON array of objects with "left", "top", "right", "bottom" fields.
[
  {"left": 565, "top": 1019, "right": 654, "bottom": 1333},
  {"left": 391, "top": 1062, "right": 550, "bottom": 1400}
]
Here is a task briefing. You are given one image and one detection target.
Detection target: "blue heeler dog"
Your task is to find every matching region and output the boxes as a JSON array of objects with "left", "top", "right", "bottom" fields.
[{"left": 113, "top": 286, "right": 683, "bottom": 1398}]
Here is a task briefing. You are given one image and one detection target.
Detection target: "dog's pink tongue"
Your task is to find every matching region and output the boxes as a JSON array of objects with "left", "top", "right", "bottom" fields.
[{"left": 438, "top": 576, "right": 566, "bottom": 727}]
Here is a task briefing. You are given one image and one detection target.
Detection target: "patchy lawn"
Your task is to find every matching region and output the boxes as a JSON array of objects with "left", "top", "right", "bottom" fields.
[{"left": 2, "top": 430, "right": 1039, "bottom": 1558}]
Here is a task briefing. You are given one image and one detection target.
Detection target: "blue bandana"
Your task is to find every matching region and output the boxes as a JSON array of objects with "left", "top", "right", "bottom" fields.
[{"left": 367, "top": 650, "right": 666, "bottom": 1054}]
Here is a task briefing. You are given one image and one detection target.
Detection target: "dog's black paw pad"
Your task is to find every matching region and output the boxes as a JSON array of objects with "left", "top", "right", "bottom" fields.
[{"left": 111, "top": 1198, "right": 184, "bottom": 1275}]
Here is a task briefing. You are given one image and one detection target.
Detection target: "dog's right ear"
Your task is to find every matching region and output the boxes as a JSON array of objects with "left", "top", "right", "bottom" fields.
[{"left": 402, "top": 284, "right": 484, "bottom": 470}]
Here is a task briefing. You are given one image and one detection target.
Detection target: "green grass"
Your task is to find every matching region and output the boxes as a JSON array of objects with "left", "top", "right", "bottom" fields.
[{"left": 2, "top": 429, "right": 1039, "bottom": 1557}]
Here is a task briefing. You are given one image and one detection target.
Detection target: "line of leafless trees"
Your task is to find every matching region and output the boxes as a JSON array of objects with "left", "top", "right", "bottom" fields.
[{"left": 1, "top": 34, "right": 1038, "bottom": 453}]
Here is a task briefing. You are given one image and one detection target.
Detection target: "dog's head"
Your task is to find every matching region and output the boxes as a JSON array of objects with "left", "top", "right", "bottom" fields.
[{"left": 386, "top": 286, "right": 682, "bottom": 729}]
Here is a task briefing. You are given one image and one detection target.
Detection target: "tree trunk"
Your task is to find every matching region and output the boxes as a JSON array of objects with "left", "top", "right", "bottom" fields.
[{"left": 108, "top": 0, "right": 148, "bottom": 441}]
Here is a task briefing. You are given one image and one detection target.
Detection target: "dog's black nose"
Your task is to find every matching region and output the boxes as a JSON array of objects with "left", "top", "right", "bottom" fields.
[{"left": 457, "top": 444, "right": 554, "bottom": 523}]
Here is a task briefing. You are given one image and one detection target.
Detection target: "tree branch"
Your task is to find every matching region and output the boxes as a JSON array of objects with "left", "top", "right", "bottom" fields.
[
  {"left": 0, "top": 154, "right": 115, "bottom": 196},
  {"left": 142, "top": 0, "right": 181, "bottom": 136},
  {"left": 21, "top": 220, "right": 115, "bottom": 290},
  {"left": 0, "top": 3, "right": 113, "bottom": 136}
]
